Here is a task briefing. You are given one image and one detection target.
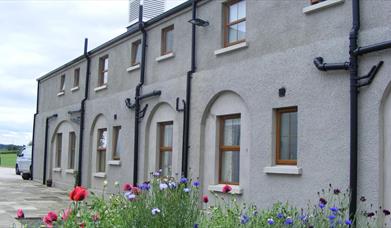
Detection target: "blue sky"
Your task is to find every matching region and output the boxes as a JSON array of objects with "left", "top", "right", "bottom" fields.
[{"left": 0, "top": 0, "right": 185, "bottom": 145}]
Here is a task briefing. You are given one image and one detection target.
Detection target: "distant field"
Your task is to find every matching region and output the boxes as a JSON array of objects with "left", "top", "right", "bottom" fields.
[{"left": 0, "top": 151, "right": 17, "bottom": 168}]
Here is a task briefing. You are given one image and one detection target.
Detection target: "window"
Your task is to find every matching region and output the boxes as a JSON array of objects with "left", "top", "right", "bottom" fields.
[
  {"left": 276, "top": 107, "right": 298, "bottom": 165},
  {"left": 98, "top": 55, "right": 109, "bottom": 86},
  {"left": 97, "top": 128, "right": 107, "bottom": 172},
  {"left": 131, "top": 40, "right": 142, "bottom": 66},
  {"left": 68, "top": 132, "right": 76, "bottom": 169},
  {"left": 223, "top": 0, "right": 246, "bottom": 47},
  {"left": 112, "top": 126, "right": 121, "bottom": 160},
  {"left": 219, "top": 115, "right": 240, "bottom": 185},
  {"left": 159, "top": 122, "right": 173, "bottom": 176},
  {"left": 56, "top": 133, "right": 62, "bottom": 168},
  {"left": 161, "top": 25, "right": 174, "bottom": 55},
  {"left": 73, "top": 68, "right": 80, "bottom": 88},
  {"left": 60, "top": 74, "right": 65, "bottom": 92}
]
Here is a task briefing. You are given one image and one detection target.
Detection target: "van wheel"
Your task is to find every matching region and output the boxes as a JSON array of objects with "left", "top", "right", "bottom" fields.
[
  {"left": 15, "top": 164, "right": 20, "bottom": 175},
  {"left": 22, "top": 173, "right": 31, "bottom": 180}
]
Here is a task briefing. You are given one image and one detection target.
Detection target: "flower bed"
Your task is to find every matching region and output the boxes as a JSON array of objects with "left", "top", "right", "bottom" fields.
[{"left": 16, "top": 172, "right": 391, "bottom": 227}]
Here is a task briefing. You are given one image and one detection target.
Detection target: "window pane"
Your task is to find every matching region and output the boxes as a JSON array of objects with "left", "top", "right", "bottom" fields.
[
  {"left": 223, "top": 118, "right": 240, "bottom": 146},
  {"left": 228, "top": 24, "right": 239, "bottom": 44},
  {"left": 238, "top": 0, "right": 246, "bottom": 20},
  {"left": 98, "top": 129, "right": 107, "bottom": 149},
  {"left": 221, "top": 151, "right": 240, "bottom": 183},
  {"left": 60, "top": 75, "right": 65, "bottom": 91},
  {"left": 113, "top": 126, "right": 121, "bottom": 160},
  {"left": 135, "top": 43, "right": 141, "bottom": 64},
  {"left": 56, "top": 133, "right": 62, "bottom": 167},
  {"left": 69, "top": 132, "right": 76, "bottom": 169},
  {"left": 229, "top": 3, "right": 238, "bottom": 23},
  {"left": 98, "top": 151, "right": 106, "bottom": 172},
  {"left": 279, "top": 112, "right": 298, "bottom": 160},
  {"left": 166, "top": 29, "right": 174, "bottom": 53},
  {"left": 160, "top": 151, "right": 172, "bottom": 176},
  {"left": 103, "top": 72, "right": 108, "bottom": 84},
  {"left": 104, "top": 58, "right": 109, "bottom": 70},
  {"left": 163, "top": 124, "right": 173, "bottom": 147},
  {"left": 237, "top": 21, "right": 246, "bottom": 40}
]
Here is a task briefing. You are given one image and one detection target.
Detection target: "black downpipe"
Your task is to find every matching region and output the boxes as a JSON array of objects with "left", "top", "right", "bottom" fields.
[
  {"left": 181, "top": 0, "right": 197, "bottom": 177},
  {"left": 349, "top": 0, "right": 360, "bottom": 219},
  {"left": 133, "top": 4, "right": 147, "bottom": 185},
  {"left": 31, "top": 81, "right": 40, "bottom": 180},
  {"left": 43, "top": 114, "right": 58, "bottom": 185},
  {"left": 77, "top": 38, "right": 91, "bottom": 186}
]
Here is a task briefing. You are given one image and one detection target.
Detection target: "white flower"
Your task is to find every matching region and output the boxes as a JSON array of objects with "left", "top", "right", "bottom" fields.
[
  {"left": 124, "top": 192, "right": 136, "bottom": 201},
  {"left": 103, "top": 180, "right": 108, "bottom": 187},
  {"left": 151, "top": 208, "right": 161, "bottom": 215},
  {"left": 114, "top": 181, "right": 119, "bottom": 187},
  {"left": 183, "top": 188, "right": 190, "bottom": 193},
  {"left": 159, "top": 183, "right": 168, "bottom": 190}
]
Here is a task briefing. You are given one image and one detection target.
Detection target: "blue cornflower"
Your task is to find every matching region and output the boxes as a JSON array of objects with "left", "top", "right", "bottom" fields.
[
  {"left": 151, "top": 208, "right": 161, "bottom": 215},
  {"left": 330, "top": 206, "right": 339, "bottom": 213},
  {"left": 284, "top": 217, "right": 293, "bottom": 225},
  {"left": 159, "top": 183, "right": 168, "bottom": 190},
  {"left": 193, "top": 224, "right": 199, "bottom": 228},
  {"left": 240, "top": 214, "right": 250, "bottom": 224},
  {"left": 180, "top": 177, "right": 188, "bottom": 184},
  {"left": 139, "top": 182, "right": 150, "bottom": 191},
  {"left": 183, "top": 188, "right": 191, "bottom": 193},
  {"left": 253, "top": 210, "right": 258, "bottom": 216},
  {"left": 168, "top": 182, "right": 177, "bottom": 189},
  {"left": 124, "top": 192, "right": 136, "bottom": 201},
  {"left": 277, "top": 213, "right": 284, "bottom": 219},
  {"left": 267, "top": 218, "right": 274, "bottom": 225},
  {"left": 319, "top": 203, "right": 325, "bottom": 209},
  {"left": 345, "top": 219, "right": 352, "bottom": 225},
  {"left": 192, "top": 181, "right": 200, "bottom": 187},
  {"left": 300, "top": 214, "right": 307, "bottom": 222},
  {"left": 328, "top": 214, "right": 336, "bottom": 220},
  {"left": 153, "top": 171, "right": 160, "bottom": 177}
]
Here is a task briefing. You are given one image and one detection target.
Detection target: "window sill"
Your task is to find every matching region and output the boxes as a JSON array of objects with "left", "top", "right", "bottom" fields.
[
  {"left": 214, "top": 42, "right": 248, "bottom": 56},
  {"left": 93, "top": 172, "right": 106, "bottom": 178},
  {"left": 108, "top": 160, "right": 121, "bottom": 166},
  {"left": 208, "top": 184, "right": 243, "bottom": 195},
  {"left": 126, "top": 64, "right": 140, "bottom": 72},
  {"left": 303, "top": 0, "right": 344, "bottom": 14},
  {"left": 70, "top": 86, "right": 79, "bottom": 92},
  {"left": 57, "top": 91, "right": 65, "bottom": 97},
  {"left": 53, "top": 168, "right": 62, "bottom": 172},
  {"left": 263, "top": 166, "right": 302, "bottom": 175},
  {"left": 65, "top": 169, "right": 76, "bottom": 174},
  {"left": 94, "top": 84, "right": 107, "bottom": 92},
  {"left": 156, "top": 52, "right": 175, "bottom": 62}
]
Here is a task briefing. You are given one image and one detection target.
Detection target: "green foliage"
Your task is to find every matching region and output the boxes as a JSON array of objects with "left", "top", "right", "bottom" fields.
[{"left": 0, "top": 153, "right": 17, "bottom": 167}]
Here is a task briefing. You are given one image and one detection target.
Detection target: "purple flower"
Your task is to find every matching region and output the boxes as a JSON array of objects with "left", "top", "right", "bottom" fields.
[
  {"left": 345, "top": 219, "right": 352, "bottom": 225},
  {"left": 319, "top": 198, "right": 327, "bottom": 205},
  {"left": 168, "top": 182, "right": 177, "bottom": 189},
  {"left": 319, "top": 203, "right": 325, "bottom": 209},
  {"left": 328, "top": 214, "right": 336, "bottom": 220},
  {"left": 192, "top": 181, "right": 200, "bottom": 187},
  {"left": 284, "top": 217, "right": 293, "bottom": 225},
  {"left": 383, "top": 209, "right": 391, "bottom": 216},
  {"left": 183, "top": 188, "right": 190, "bottom": 193},
  {"left": 151, "top": 208, "right": 161, "bottom": 215},
  {"left": 153, "top": 172, "right": 160, "bottom": 177},
  {"left": 159, "top": 183, "right": 168, "bottom": 190},
  {"left": 333, "top": 189, "right": 341, "bottom": 195},
  {"left": 193, "top": 224, "right": 198, "bottom": 228},
  {"left": 366, "top": 212, "right": 375, "bottom": 218},
  {"left": 300, "top": 215, "right": 307, "bottom": 222},
  {"left": 267, "top": 218, "right": 274, "bottom": 225},
  {"left": 330, "top": 207, "right": 339, "bottom": 213},
  {"left": 139, "top": 182, "right": 150, "bottom": 191},
  {"left": 124, "top": 192, "right": 136, "bottom": 201},
  {"left": 240, "top": 215, "right": 250, "bottom": 224},
  {"left": 180, "top": 177, "right": 188, "bottom": 184},
  {"left": 277, "top": 213, "right": 284, "bottom": 219}
]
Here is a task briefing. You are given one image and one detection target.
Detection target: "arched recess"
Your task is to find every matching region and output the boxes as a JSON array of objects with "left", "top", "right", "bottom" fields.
[
  {"left": 381, "top": 83, "right": 391, "bottom": 210},
  {"left": 88, "top": 114, "right": 108, "bottom": 189},
  {"left": 199, "top": 90, "right": 250, "bottom": 195},
  {"left": 49, "top": 120, "right": 77, "bottom": 186},
  {"left": 144, "top": 102, "right": 179, "bottom": 180}
]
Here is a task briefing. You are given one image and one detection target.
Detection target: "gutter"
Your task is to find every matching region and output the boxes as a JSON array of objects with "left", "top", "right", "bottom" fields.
[{"left": 77, "top": 38, "right": 91, "bottom": 186}]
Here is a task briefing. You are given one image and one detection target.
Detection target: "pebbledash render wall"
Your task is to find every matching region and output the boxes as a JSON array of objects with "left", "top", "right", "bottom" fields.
[{"left": 33, "top": 0, "right": 391, "bottom": 209}]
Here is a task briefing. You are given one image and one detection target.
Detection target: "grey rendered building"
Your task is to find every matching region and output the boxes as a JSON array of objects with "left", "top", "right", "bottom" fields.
[{"left": 32, "top": 0, "right": 391, "bottom": 212}]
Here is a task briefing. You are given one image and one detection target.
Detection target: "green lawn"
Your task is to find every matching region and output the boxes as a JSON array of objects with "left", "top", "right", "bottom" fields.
[{"left": 0, "top": 152, "right": 17, "bottom": 168}]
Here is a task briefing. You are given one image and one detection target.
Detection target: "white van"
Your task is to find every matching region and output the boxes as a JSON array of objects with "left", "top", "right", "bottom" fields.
[{"left": 15, "top": 146, "right": 32, "bottom": 180}]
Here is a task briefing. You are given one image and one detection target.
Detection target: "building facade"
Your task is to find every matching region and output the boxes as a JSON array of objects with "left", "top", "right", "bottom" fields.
[{"left": 32, "top": 0, "right": 391, "bottom": 210}]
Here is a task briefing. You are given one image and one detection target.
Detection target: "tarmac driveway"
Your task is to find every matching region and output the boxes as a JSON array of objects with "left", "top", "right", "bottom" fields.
[{"left": 0, "top": 167, "right": 69, "bottom": 227}]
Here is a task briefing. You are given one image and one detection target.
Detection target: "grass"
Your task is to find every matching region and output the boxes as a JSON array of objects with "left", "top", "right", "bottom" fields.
[{"left": 0, "top": 151, "right": 17, "bottom": 168}]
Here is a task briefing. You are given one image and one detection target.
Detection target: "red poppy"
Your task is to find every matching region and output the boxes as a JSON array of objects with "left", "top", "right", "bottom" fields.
[
  {"left": 69, "top": 186, "right": 88, "bottom": 201},
  {"left": 123, "top": 183, "right": 133, "bottom": 192},
  {"left": 131, "top": 187, "right": 141, "bottom": 195},
  {"left": 16, "top": 209, "right": 24, "bottom": 219},
  {"left": 202, "top": 195, "right": 209, "bottom": 203},
  {"left": 43, "top": 211, "right": 58, "bottom": 227},
  {"left": 222, "top": 185, "right": 232, "bottom": 193}
]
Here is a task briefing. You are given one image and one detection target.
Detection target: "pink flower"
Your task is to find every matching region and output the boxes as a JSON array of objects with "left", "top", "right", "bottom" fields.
[
  {"left": 202, "top": 195, "right": 209, "bottom": 203},
  {"left": 43, "top": 211, "right": 58, "bottom": 227},
  {"left": 222, "top": 185, "right": 232, "bottom": 193},
  {"left": 62, "top": 208, "right": 71, "bottom": 221},
  {"left": 123, "top": 183, "right": 133, "bottom": 192},
  {"left": 92, "top": 213, "right": 100, "bottom": 222},
  {"left": 16, "top": 209, "right": 24, "bottom": 219},
  {"left": 69, "top": 186, "right": 88, "bottom": 201}
]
